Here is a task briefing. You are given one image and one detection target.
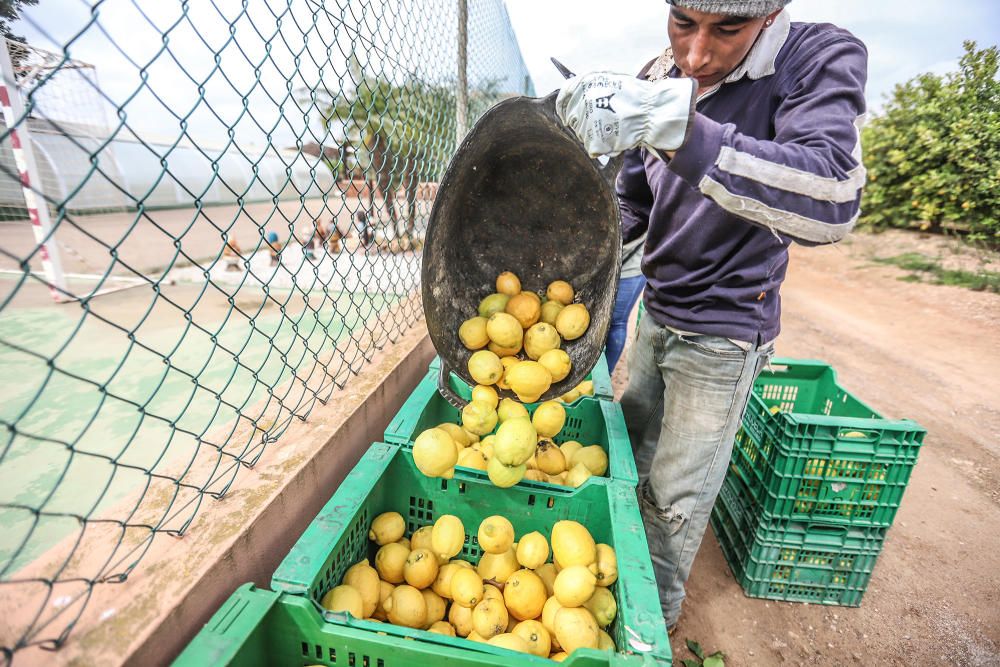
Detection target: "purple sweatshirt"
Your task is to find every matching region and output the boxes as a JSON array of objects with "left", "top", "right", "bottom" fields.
[{"left": 618, "top": 12, "right": 868, "bottom": 345}]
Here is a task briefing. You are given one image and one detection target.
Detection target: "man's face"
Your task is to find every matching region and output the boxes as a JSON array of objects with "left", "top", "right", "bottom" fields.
[{"left": 667, "top": 7, "right": 773, "bottom": 89}]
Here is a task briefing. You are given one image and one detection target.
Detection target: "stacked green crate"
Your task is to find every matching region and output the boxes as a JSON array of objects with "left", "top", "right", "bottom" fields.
[{"left": 713, "top": 358, "right": 925, "bottom": 606}]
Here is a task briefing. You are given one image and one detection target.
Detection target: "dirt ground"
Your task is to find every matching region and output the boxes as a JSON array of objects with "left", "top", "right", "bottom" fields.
[{"left": 611, "top": 230, "right": 1000, "bottom": 666}]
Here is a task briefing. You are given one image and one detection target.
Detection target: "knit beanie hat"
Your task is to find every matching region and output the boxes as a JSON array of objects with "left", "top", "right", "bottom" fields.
[{"left": 666, "top": 0, "right": 791, "bottom": 17}]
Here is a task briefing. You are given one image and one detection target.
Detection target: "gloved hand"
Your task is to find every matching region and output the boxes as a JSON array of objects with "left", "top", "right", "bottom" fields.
[{"left": 556, "top": 72, "right": 697, "bottom": 158}]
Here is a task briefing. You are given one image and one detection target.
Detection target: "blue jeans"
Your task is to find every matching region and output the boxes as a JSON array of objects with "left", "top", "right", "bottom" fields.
[
  {"left": 620, "top": 314, "right": 773, "bottom": 627},
  {"left": 606, "top": 275, "right": 646, "bottom": 372}
]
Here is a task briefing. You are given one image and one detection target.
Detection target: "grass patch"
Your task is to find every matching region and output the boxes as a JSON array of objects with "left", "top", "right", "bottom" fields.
[{"left": 874, "top": 253, "right": 1000, "bottom": 292}]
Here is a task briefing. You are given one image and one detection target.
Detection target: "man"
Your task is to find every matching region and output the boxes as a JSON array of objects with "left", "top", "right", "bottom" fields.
[{"left": 557, "top": 0, "right": 867, "bottom": 629}]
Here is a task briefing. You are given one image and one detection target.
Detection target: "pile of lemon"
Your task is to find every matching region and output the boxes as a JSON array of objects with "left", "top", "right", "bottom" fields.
[
  {"left": 412, "top": 388, "right": 609, "bottom": 488},
  {"left": 460, "top": 271, "right": 591, "bottom": 404},
  {"left": 321, "top": 512, "right": 619, "bottom": 661}
]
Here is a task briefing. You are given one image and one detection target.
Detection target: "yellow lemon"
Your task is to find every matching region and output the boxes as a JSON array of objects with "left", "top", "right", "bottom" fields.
[
  {"left": 505, "top": 293, "right": 541, "bottom": 329},
  {"left": 320, "top": 584, "right": 364, "bottom": 618},
  {"left": 582, "top": 586, "right": 617, "bottom": 627},
  {"left": 504, "top": 568, "right": 547, "bottom": 620},
  {"left": 461, "top": 400, "right": 498, "bottom": 436},
  {"left": 342, "top": 561, "right": 380, "bottom": 617},
  {"left": 598, "top": 629, "right": 615, "bottom": 650},
  {"left": 538, "top": 349, "right": 572, "bottom": 383},
  {"left": 553, "top": 607, "right": 599, "bottom": 652},
  {"left": 558, "top": 440, "right": 583, "bottom": 462},
  {"left": 541, "top": 595, "right": 563, "bottom": 634},
  {"left": 497, "top": 397, "right": 529, "bottom": 423},
  {"left": 428, "top": 620, "right": 456, "bottom": 636},
  {"left": 478, "top": 515, "right": 515, "bottom": 554},
  {"left": 516, "top": 531, "right": 550, "bottom": 570},
  {"left": 520, "top": 290, "right": 542, "bottom": 305},
  {"left": 468, "top": 350, "right": 503, "bottom": 386},
  {"left": 558, "top": 388, "right": 581, "bottom": 404},
  {"left": 374, "top": 542, "right": 409, "bottom": 584},
  {"left": 486, "top": 312, "right": 524, "bottom": 349},
  {"left": 472, "top": 384, "right": 499, "bottom": 408},
  {"left": 487, "top": 456, "right": 526, "bottom": 488},
  {"left": 594, "top": 544, "right": 618, "bottom": 587},
  {"left": 496, "top": 271, "right": 521, "bottom": 296},
  {"left": 432, "top": 562, "right": 461, "bottom": 599},
  {"left": 368, "top": 511, "right": 405, "bottom": 545},
  {"left": 384, "top": 584, "right": 427, "bottom": 629},
  {"left": 571, "top": 445, "right": 608, "bottom": 476},
  {"left": 523, "top": 322, "right": 561, "bottom": 360},
  {"left": 436, "top": 422, "right": 471, "bottom": 447},
  {"left": 477, "top": 547, "right": 519, "bottom": 584},
  {"left": 494, "top": 416, "right": 537, "bottom": 466},
  {"left": 488, "top": 633, "right": 530, "bottom": 653},
  {"left": 554, "top": 565, "right": 597, "bottom": 607},
  {"left": 540, "top": 300, "right": 565, "bottom": 326},
  {"left": 450, "top": 566, "right": 485, "bottom": 608},
  {"left": 565, "top": 462, "right": 593, "bottom": 488},
  {"left": 536, "top": 440, "right": 567, "bottom": 475},
  {"left": 555, "top": 303, "right": 590, "bottom": 341},
  {"left": 489, "top": 341, "right": 523, "bottom": 358},
  {"left": 456, "top": 447, "right": 488, "bottom": 471},
  {"left": 551, "top": 521, "right": 597, "bottom": 568},
  {"left": 448, "top": 601, "right": 474, "bottom": 636},
  {"left": 413, "top": 428, "right": 458, "bottom": 478},
  {"left": 421, "top": 589, "right": 447, "bottom": 627},
  {"left": 536, "top": 564, "right": 557, "bottom": 597},
  {"left": 371, "top": 580, "right": 394, "bottom": 621},
  {"left": 431, "top": 515, "right": 465, "bottom": 560},
  {"left": 506, "top": 361, "right": 553, "bottom": 404},
  {"left": 546, "top": 280, "right": 575, "bottom": 305},
  {"left": 576, "top": 380, "right": 594, "bottom": 396},
  {"left": 523, "top": 468, "right": 546, "bottom": 482},
  {"left": 403, "top": 548, "right": 439, "bottom": 589},
  {"left": 532, "top": 401, "right": 566, "bottom": 438},
  {"left": 478, "top": 293, "right": 510, "bottom": 318},
  {"left": 458, "top": 316, "right": 490, "bottom": 350},
  {"left": 513, "top": 619, "right": 551, "bottom": 657},
  {"left": 410, "top": 525, "right": 434, "bottom": 552},
  {"left": 472, "top": 597, "right": 509, "bottom": 638}
]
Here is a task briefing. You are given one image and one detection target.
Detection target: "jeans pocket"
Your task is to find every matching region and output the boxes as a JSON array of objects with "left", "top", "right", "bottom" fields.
[{"left": 677, "top": 334, "right": 746, "bottom": 360}]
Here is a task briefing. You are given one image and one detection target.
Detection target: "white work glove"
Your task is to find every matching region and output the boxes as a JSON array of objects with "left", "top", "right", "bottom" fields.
[{"left": 556, "top": 72, "right": 697, "bottom": 158}]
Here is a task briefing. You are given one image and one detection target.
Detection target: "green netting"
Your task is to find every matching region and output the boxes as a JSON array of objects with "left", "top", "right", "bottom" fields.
[{"left": 0, "top": 0, "right": 533, "bottom": 661}]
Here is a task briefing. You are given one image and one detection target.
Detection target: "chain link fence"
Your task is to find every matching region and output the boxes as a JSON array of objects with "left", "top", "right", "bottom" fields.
[{"left": 0, "top": 0, "right": 533, "bottom": 661}]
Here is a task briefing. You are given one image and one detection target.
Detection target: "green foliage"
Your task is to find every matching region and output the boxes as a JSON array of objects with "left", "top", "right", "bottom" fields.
[
  {"left": 874, "top": 253, "right": 1000, "bottom": 292},
  {"left": 0, "top": 0, "right": 39, "bottom": 42},
  {"left": 861, "top": 41, "right": 1000, "bottom": 247},
  {"left": 682, "top": 638, "right": 725, "bottom": 667}
]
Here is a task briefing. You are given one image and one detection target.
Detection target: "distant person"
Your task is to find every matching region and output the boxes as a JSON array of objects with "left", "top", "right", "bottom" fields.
[
  {"left": 265, "top": 231, "right": 283, "bottom": 266},
  {"left": 356, "top": 210, "right": 375, "bottom": 251},
  {"left": 222, "top": 236, "right": 243, "bottom": 272}
]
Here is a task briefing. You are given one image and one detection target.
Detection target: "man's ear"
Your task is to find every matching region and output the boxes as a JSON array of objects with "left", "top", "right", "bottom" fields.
[{"left": 763, "top": 8, "right": 782, "bottom": 27}]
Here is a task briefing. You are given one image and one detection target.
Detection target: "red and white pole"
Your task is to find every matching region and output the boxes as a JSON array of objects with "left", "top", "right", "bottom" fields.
[{"left": 0, "top": 38, "right": 66, "bottom": 302}]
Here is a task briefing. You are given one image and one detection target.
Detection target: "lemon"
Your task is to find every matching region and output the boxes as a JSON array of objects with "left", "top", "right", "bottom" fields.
[
  {"left": 513, "top": 619, "right": 551, "bottom": 657},
  {"left": 472, "top": 597, "right": 509, "bottom": 638},
  {"left": 428, "top": 620, "right": 456, "bottom": 636},
  {"left": 520, "top": 290, "right": 542, "bottom": 305},
  {"left": 598, "top": 629, "right": 615, "bottom": 650},
  {"left": 487, "top": 456, "right": 526, "bottom": 488},
  {"left": 461, "top": 400, "right": 498, "bottom": 436},
  {"left": 558, "top": 388, "right": 581, "bottom": 404},
  {"left": 450, "top": 566, "right": 485, "bottom": 608},
  {"left": 413, "top": 428, "right": 458, "bottom": 479},
  {"left": 431, "top": 515, "right": 465, "bottom": 559},
  {"left": 448, "top": 601, "right": 474, "bottom": 636},
  {"left": 505, "top": 293, "right": 541, "bottom": 329},
  {"left": 419, "top": 589, "right": 446, "bottom": 628},
  {"left": 506, "top": 361, "right": 553, "bottom": 403},
  {"left": 472, "top": 384, "right": 499, "bottom": 408},
  {"left": 541, "top": 595, "right": 563, "bottom": 634},
  {"left": 516, "top": 531, "right": 550, "bottom": 569},
  {"left": 486, "top": 311, "right": 524, "bottom": 349},
  {"left": 372, "top": 580, "right": 394, "bottom": 621},
  {"left": 553, "top": 607, "right": 599, "bottom": 652},
  {"left": 368, "top": 511, "right": 405, "bottom": 545},
  {"left": 523, "top": 322, "right": 561, "bottom": 360},
  {"left": 547, "top": 472, "right": 568, "bottom": 486},
  {"left": 559, "top": 440, "right": 583, "bottom": 462},
  {"left": 482, "top": 582, "right": 503, "bottom": 602},
  {"left": 403, "top": 548, "right": 439, "bottom": 589},
  {"left": 410, "top": 525, "right": 433, "bottom": 551},
  {"left": 456, "top": 447, "right": 488, "bottom": 471},
  {"left": 504, "top": 568, "right": 547, "bottom": 620},
  {"left": 477, "top": 547, "right": 519, "bottom": 583},
  {"left": 554, "top": 565, "right": 597, "bottom": 607},
  {"left": 532, "top": 401, "right": 566, "bottom": 438},
  {"left": 538, "top": 349, "right": 572, "bottom": 383},
  {"left": 576, "top": 380, "right": 594, "bottom": 396},
  {"left": 478, "top": 515, "right": 515, "bottom": 554},
  {"left": 494, "top": 416, "right": 537, "bottom": 466},
  {"left": 593, "top": 544, "right": 618, "bottom": 587},
  {"left": 480, "top": 437, "right": 495, "bottom": 460},
  {"left": 432, "top": 562, "right": 461, "bottom": 599},
  {"left": 497, "top": 397, "right": 529, "bottom": 423},
  {"left": 478, "top": 293, "right": 510, "bottom": 318},
  {"left": 555, "top": 303, "right": 590, "bottom": 341},
  {"left": 374, "top": 542, "right": 409, "bottom": 584},
  {"left": 565, "top": 462, "right": 593, "bottom": 488},
  {"left": 468, "top": 350, "right": 503, "bottom": 386},
  {"left": 540, "top": 300, "right": 565, "bottom": 326},
  {"left": 488, "top": 633, "right": 530, "bottom": 653},
  {"left": 489, "top": 341, "right": 522, "bottom": 358},
  {"left": 546, "top": 280, "right": 575, "bottom": 305},
  {"left": 582, "top": 586, "right": 617, "bottom": 627},
  {"left": 551, "top": 520, "right": 597, "bottom": 568},
  {"left": 459, "top": 316, "right": 490, "bottom": 350},
  {"left": 343, "top": 561, "right": 380, "bottom": 617},
  {"left": 496, "top": 271, "right": 521, "bottom": 296},
  {"left": 535, "top": 440, "right": 567, "bottom": 475},
  {"left": 436, "top": 423, "right": 471, "bottom": 447},
  {"left": 551, "top": 651, "right": 569, "bottom": 662},
  {"left": 571, "top": 445, "right": 609, "bottom": 476},
  {"left": 523, "top": 469, "right": 547, "bottom": 482},
  {"left": 535, "top": 563, "right": 557, "bottom": 597},
  {"left": 320, "top": 584, "right": 364, "bottom": 618},
  {"left": 385, "top": 584, "right": 427, "bottom": 629}
]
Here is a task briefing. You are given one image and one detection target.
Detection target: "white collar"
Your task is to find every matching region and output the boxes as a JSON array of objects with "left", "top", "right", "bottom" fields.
[{"left": 644, "top": 9, "right": 791, "bottom": 84}]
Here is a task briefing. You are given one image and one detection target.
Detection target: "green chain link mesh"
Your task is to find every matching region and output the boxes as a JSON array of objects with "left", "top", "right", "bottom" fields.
[{"left": 0, "top": 0, "right": 533, "bottom": 660}]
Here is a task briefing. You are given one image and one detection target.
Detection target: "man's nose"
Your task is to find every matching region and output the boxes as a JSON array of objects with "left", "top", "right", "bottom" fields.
[{"left": 687, "top": 31, "right": 712, "bottom": 73}]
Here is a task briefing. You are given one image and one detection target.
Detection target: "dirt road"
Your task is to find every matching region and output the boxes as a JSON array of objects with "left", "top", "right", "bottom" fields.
[{"left": 613, "top": 230, "right": 1000, "bottom": 666}]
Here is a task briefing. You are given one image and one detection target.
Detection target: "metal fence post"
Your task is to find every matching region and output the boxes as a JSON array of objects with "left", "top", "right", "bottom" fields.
[{"left": 456, "top": 0, "right": 468, "bottom": 144}]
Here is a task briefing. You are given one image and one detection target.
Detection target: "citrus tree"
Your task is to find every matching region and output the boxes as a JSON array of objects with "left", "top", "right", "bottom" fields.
[{"left": 861, "top": 41, "right": 999, "bottom": 247}]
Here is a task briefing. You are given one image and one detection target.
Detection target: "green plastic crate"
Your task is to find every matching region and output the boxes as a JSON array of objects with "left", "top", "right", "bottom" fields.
[
  {"left": 385, "top": 370, "right": 638, "bottom": 488},
  {"left": 174, "top": 584, "right": 665, "bottom": 666},
  {"left": 730, "top": 358, "right": 926, "bottom": 528},
  {"left": 711, "top": 476, "right": 887, "bottom": 607},
  {"left": 428, "top": 352, "right": 615, "bottom": 402},
  {"left": 269, "top": 443, "right": 670, "bottom": 665}
]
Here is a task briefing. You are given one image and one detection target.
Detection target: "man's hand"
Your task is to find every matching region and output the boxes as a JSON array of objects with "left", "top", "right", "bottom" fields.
[{"left": 556, "top": 72, "right": 697, "bottom": 158}]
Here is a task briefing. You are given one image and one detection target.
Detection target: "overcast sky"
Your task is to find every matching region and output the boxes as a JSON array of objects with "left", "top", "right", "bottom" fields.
[{"left": 505, "top": 0, "right": 1000, "bottom": 111}]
